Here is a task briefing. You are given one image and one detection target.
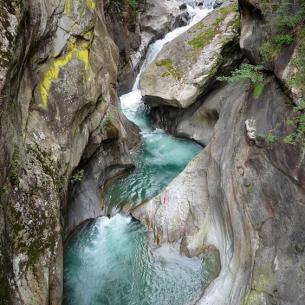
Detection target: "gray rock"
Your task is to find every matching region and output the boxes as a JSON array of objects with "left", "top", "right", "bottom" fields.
[
  {"left": 140, "top": 2, "right": 242, "bottom": 108},
  {"left": 239, "top": 0, "right": 305, "bottom": 103},
  {"left": 133, "top": 77, "right": 305, "bottom": 305},
  {"left": 112, "top": 0, "right": 190, "bottom": 94},
  {"left": 0, "top": 0, "right": 140, "bottom": 304}
]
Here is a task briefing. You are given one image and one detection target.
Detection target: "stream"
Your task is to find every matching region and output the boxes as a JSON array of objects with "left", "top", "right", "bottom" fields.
[{"left": 64, "top": 2, "right": 214, "bottom": 305}]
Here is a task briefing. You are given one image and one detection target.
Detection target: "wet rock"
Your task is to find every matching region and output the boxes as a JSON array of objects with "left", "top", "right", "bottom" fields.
[
  {"left": 133, "top": 76, "right": 305, "bottom": 305},
  {"left": 111, "top": 0, "right": 190, "bottom": 94},
  {"left": 140, "top": 2, "right": 242, "bottom": 108}
]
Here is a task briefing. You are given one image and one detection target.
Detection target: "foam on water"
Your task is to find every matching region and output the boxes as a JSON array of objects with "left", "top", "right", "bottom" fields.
[
  {"left": 64, "top": 214, "right": 209, "bottom": 305},
  {"left": 65, "top": 3, "right": 215, "bottom": 305}
]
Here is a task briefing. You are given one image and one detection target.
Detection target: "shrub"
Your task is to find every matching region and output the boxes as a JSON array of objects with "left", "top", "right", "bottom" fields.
[
  {"left": 265, "top": 132, "right": 277, "bottom": 145},
  {"left": 284, "top": 100, "right": 305, "bottom": 148},
  {"left": 128, "top": 0, "right": 138, "bottom": 11},
  {"left": 259, "top": 0, "right": 305, "bottom": 66},
  {"left": 71, "top": 169, "right": 84, "bottom": 184},
  {"left": 217, "top": 64, "right": 265, "bottom": 97},
  {"left": 272, "top": 34, "right": 294, "bottom": 46}
]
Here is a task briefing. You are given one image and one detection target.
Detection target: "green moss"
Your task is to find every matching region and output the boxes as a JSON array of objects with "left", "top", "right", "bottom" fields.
[
  {"left": 188, "top": 27, "right": 216, "bottom": 50},
  {"left": 188, "top": 4, "right": 239, "bottom": 51},
  {"left": 242, "top": 291, "right": 266, "bottom": 305},
  {"left": 10, "top": 146, "right": 21, "bottom": 186},
  {"left": 39, "top": 38, "right": 91, "bottom": 109},
  {"left": 252, "top": 266, "right": 275, "bottom": 292},
  {"left": 218, "top": 3, "right": 239, "bottom": 15},
  {"left": 27, "top": 241, "right": 42, "bottom": 266},
  {"left": 156, "top": 59, "right": 183, "bottom": 80},
  {"left": 86, "top": 0, "right": 96, "bottom": 9}
]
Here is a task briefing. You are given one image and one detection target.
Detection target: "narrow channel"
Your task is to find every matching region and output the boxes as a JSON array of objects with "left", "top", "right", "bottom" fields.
[{"left": 64, "top": 2, "right": 214, "bottom": 305}]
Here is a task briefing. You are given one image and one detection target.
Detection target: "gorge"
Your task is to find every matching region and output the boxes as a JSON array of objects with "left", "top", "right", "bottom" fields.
[{"left": 1, "top": 0, "right": 305, "bottom": 305}]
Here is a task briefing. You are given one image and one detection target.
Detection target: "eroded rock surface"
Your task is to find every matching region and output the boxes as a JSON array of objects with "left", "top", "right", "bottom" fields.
[
  {"left": 107, "top": 0, "right": 190, "bottom": 94},
  {"left": 134, "top": 76, "right": 305, "bottom": 305},
  {"left": 140, "top": 2, "right": 242, "bottom": 108},
  {"left": 239, "top": 0, "right": 305, "bottom": 103},
  {"left": 0, "top": 0, "right": 139, "bottom": 304}
]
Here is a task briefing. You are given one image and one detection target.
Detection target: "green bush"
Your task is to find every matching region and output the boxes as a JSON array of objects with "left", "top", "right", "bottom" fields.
[
  {"left": 260, "top": 0, "right": 305, "bottom": 67},
  {"left": 128, "top": 0, "right": 138, "bottom": 11},
  {"left": 284, "top": 101, "right": 305, "bottom": 148},
  {"left": 217, "top": 64, "right": 265, "bottom": 97},
  {"left": 265, "top": 132, "right": 277, "bottom": 145},
  {"left": 71, "top": 169, "right": 84, "bottom": 184},
  {"left": 272, "top": 34, "right": 293, "bottom": 46}
]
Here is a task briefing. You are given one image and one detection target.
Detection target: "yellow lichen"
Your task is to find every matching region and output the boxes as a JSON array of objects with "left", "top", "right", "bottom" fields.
[
  {"left": 64, "top": 0, "right": 73, "bottom": 15},
  {"left": 86, "top": 0, "right": 96, "bottom": 9},
  {"left": 64, "top": 0, "right": 95, "bottom": 16},
  {"left": 39, "top": 40, "right": 90, "bottom": 108}
]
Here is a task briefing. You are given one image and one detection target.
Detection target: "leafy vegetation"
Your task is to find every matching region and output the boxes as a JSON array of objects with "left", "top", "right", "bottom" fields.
[
  {"left": 264, "top": 132, "right": 277, "bottom": 145},
  {"left": 71, "top": 169, "right": 85, "bottom": 184},
  {"left": 107, "top": 0, "right": 138, "bottom": 15},
  {"left": 217, "top": 64, "right": 265, "bottom": 97},
  {"left": 289, "top": 29, "right": 305, "bottom": 89},
  {"left": 128, "top": 0, "right": 138, "bottom": 11},
  {"left": 284, "top": 101, "right": 305, "bottom": 147},
  {"left": 260, "top": 0, "right": 305, "bottom": 90}
]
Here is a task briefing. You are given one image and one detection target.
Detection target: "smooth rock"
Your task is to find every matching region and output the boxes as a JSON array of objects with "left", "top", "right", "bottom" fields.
[{"left": 140, "top": 2, "right": 242, "bottom": 108}]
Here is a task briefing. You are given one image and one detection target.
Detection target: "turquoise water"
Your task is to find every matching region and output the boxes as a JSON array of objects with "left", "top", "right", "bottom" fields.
[
  {"left": 105, "top": 90, "right": 202, "bottom": 210},
  {"left": 64, "top": 215, "right": 210, "bottom": 305},
  {"left": 64, "top": 4, "right": 213, "bottom": 305}
]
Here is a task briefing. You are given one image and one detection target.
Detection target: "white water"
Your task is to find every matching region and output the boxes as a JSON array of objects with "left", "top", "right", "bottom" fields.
[
  {"left": 122, "top": 3, "right": 212, "bottom": 119},
  {"left": 65, "top": 3, "right": 216, "bottom": 305},
  {"left": 105, "top": 4, "right": 212, "bottom": 209}
]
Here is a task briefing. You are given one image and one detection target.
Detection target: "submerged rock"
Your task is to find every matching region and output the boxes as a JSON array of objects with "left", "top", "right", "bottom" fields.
[{"left": 140, "top": 2, "right": 242, "bottom": 108}]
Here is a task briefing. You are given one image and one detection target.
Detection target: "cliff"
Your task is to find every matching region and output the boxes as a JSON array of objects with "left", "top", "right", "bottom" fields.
[{"left": 136, "top": 1, "right": 305, "bottom": 304}]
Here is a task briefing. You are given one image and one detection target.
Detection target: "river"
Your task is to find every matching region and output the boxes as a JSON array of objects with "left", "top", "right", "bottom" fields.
[{"left": 64, "top": 2, "right": 214, "bottom": 305}]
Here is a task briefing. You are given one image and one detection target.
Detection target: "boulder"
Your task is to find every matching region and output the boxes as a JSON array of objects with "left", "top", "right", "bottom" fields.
[{"left": 140, "top": 2, "right": 242, "bottom": 108}]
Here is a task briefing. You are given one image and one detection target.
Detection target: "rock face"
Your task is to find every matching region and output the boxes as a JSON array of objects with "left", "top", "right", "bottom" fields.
[
  {"left": 150, "top": 84, "right": 223, "bottom": 145},
  {"left": 239, "top": 0, "right": 305, "bottom": 103},
  {"left": 136, "top": 1, "right": 305, "bottom": 304},
  {"left": 135, "top": 76, "right": 305, "bottom": 305},
  {"left": 0, "top": 0, "right": 140, "bottom": 304},
  {"left": 140, "top": 2, "right": 242, "bottom": 108},
  {"left": 106, "top": 0, "right": 190, "bottom": 94}
]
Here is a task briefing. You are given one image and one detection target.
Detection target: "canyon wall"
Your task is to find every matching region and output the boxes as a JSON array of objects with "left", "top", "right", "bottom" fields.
[
  {"left": 0, "top": 0, "right": 188, "bottom": 304},
  {"left": 137, "top": 1, "right": 305, "bottom": 304}
]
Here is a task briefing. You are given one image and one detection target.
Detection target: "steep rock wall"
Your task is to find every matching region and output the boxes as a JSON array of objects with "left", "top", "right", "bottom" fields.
[
  {"left": 0, "top": 0, "right": 139, "bottom": 304},
  {"left": 135, "top": 1, "right": 305, "bottom": 305}
]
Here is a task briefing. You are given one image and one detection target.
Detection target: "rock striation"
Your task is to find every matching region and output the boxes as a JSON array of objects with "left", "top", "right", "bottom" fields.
[
  {"left": 0, "top": 0, "right": 140, "bottom": 304},
  {"left": 136, "top": 1, "right": 305, "bottom": 305}
]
